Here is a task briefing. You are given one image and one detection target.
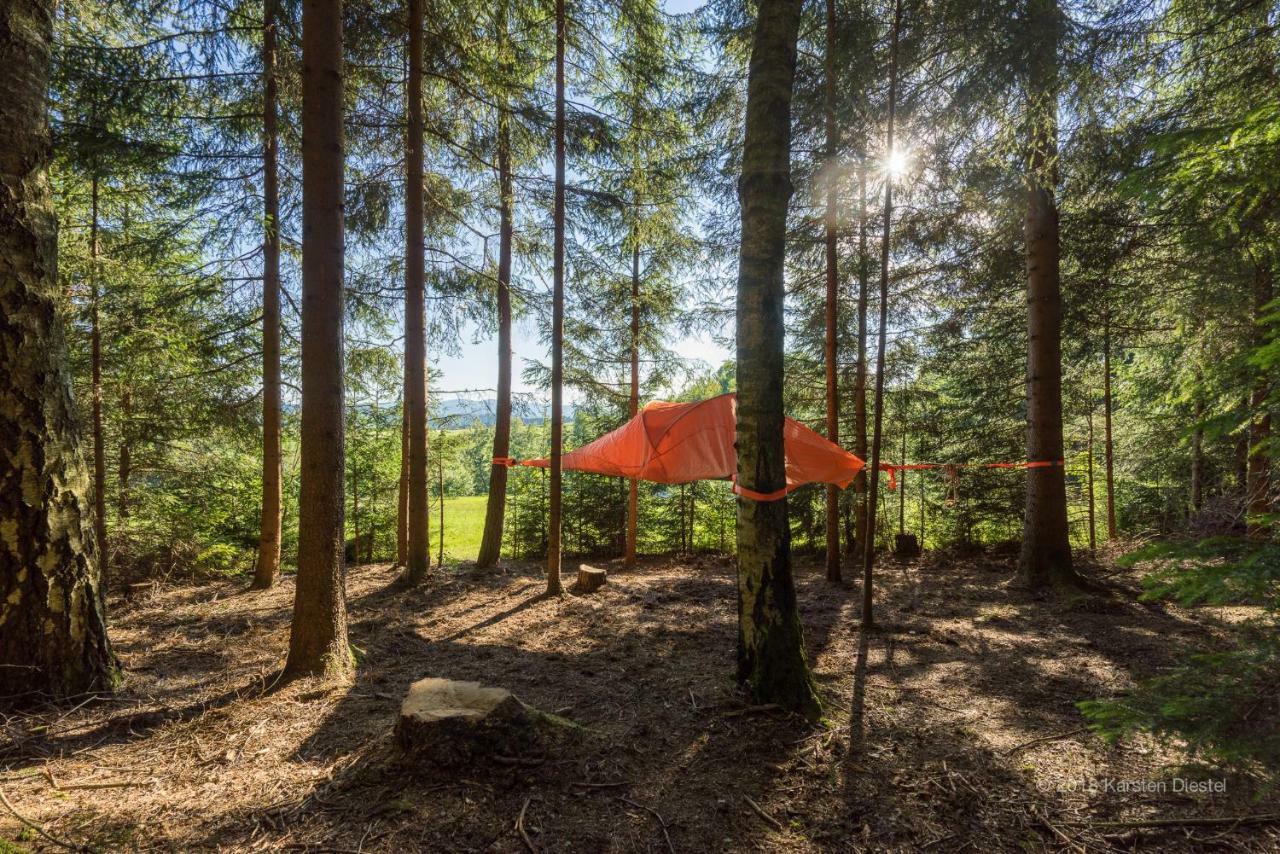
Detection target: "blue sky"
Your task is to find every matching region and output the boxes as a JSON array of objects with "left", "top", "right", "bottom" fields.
[{"left": 432, "top": 0, "right": 728, "bottom": 404}]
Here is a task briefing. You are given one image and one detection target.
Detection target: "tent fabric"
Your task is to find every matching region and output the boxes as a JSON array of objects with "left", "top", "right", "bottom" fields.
[{"left": 516, "top": 393, "right": 865, "bottom": 497}]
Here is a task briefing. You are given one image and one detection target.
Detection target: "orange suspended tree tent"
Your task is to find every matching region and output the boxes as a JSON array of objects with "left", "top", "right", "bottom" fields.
[{"left": 509, "top": 393, "right": 865, "bottom": 501}]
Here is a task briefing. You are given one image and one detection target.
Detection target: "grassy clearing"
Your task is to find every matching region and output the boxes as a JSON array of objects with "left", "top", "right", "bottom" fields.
[{"left": 430, "top": 494, "right": 488, "bottom": 563}]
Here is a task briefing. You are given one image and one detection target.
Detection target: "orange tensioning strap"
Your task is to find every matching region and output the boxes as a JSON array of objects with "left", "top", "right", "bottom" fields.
[
  {"left": 492, "top": 456, "right": 517, "bottom": 467},
  {"left": 731, "top": 476, "right": 790, "bottom": 502}
]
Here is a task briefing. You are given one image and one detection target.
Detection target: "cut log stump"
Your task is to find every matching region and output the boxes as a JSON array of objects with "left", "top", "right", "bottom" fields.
[
  {"left": 894, "top": 533, "right": 920, "bottom": 558},
  {"left": 575, "top": 565, "right": 607, "bottom": 593},
  {"left": 395, "top": 678, "right": 579, "bottom": 766},
  {"left": 395, "top": 678, "right": 535, "bottom": 764}
]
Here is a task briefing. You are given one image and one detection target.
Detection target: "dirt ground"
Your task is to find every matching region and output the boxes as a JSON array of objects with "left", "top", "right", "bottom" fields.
[{"left": 3, "top": 548, "right": 1278, "bottom": 852}]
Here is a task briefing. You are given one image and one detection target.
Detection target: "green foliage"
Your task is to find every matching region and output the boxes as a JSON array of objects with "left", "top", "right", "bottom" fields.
[
  {"left": 1080, "top": 629, "right": 1280, "bottom": 781},
  {"left": 1083, "top": 537, "right": 1280, "bottom": 780},
  {"left": 1118, "top": 537, "right": 1280, "bottom": 607}
]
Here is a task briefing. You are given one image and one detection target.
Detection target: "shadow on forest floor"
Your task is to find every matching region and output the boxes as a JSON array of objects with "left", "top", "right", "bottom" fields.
[{"left": 2, "top": 549, "right": 1277, "bottom": 851}]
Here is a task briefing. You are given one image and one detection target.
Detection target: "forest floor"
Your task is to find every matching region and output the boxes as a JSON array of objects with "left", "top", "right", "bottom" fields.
[{"left": 3, "top": 547, "right": 1278, "bottom": 852}]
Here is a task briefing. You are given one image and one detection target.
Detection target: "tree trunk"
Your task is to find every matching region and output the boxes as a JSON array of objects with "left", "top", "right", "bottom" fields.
[
  {"left": 852, "top": 151, "right": 869, "bottom": 554},
  {"left": 862, "top": 0, "right": 902, "bottom": 628},
  {"left": 284, "top": 0, "right": 352, "bottom": 681},
  {"left": 403, "top": 0, "right": 430, "bottom": 583},
  {"left": 1190, "top": 395, "right": 1203, "bottom": 513},
  {"left": 117, "top": 390, "right": 131, "bottom": 522},
  {"left": 254, "top": 0, "right": 282, "bottom": 589},
  {"left": 1246, "top": 264, "right": 1273, "bottom": 540},
  {"left": 733, "top": 0, "right": 820, "bottom": 721},
  {"left": 822, "top": 0, "right": 841, "bottom": 583},
  {"left": 1018, "top": 0, "right": 1077, "bottom": 589},
  {"left": 0, "top": 0, "right": 116, "bottom": 699},
  {"left": 546, "top": 0, "right": 566, "bottom": 595},
  {"left": 626, "top": 232, "right": 640, "bottom": 568},
  {"left": 438, "top": 450, "right": 445, "bottom": 566},
  {"left": 89, "top": 174, "right": 109, "bottom": 584},
  {"left": 1102, "top": 310, "right": 1117, "bottom": 540},
  {"left": 350, "top": 449, "right": 359, "bottom": 564},
  {"left": 1087, "top": 408, "right": 1096, "bottom": 550},
  {"left": 477, "top": 5, "right": 514, "bottom": 569},
  {"left": 1187, "top": 381, "right": 1198, "bottom": 512},
  {"left": 898, "top": 423, "right": 906, "bottom": 534},
  {"left": 397, "top": 409, "right": 408, "bottom": 565}
]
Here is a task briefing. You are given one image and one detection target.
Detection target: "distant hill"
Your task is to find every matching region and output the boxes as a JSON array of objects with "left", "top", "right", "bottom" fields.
[{"left": 430, "top": 397, "right": 573, "bottom": 428}]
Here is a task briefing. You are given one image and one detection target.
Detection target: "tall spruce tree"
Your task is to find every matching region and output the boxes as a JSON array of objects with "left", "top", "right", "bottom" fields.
[
  {"left": 1, "top": 0, "right": 116, "bottom": 699},
  {"left": 734, "top": 0, "right": 821, "bottom": 721},
  {"left": 284, "top": 0, "right": 352, "bottom": 681}
]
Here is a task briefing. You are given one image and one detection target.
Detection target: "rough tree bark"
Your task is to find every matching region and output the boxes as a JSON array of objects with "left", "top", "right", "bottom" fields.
[
  {"left": 403, "top": 0, "right": 430, "bottom": 583},
  {"left": 477, "top": 56, "right": 514, "bottom": 568},
  {"left": 254, "top": 0, "right": 282, "bottom": 590},
  {"left": 862, "top": 0, "right": 902, "bottom": 628},
  {"left": 0, "top": 0, "right": 116, "bottom": 699},
  {"left": 734, "top": 0, "right": 821, "bottom": 721},
  {"left": 1019, "top": 0, "right": 1079, "bottom": 589},
  {"left": 546, "top": 0, "right": 566, "bottom": 595},
  {"left": 822, "top": 0, "right": 841, "bottom": 583},
  {"left": 284, "top": 0, "right": 352, "bottom": 681}
]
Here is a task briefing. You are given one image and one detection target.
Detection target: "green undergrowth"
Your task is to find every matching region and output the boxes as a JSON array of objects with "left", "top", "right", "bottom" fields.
[
  {"left": 1117, "top": 535, "right": 1280, "bottom": 606},
  {"left": 1081, "top": 536, "right": 1280, "bottom": 783}
]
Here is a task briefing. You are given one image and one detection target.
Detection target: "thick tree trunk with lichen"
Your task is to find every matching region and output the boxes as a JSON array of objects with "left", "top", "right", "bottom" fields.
[
  {"left": 0, "top": 0, "right": 116, "bottom": 700},
  {"left": 733, "top": 0, "right": 820, "bottom": 721},
  {"left": 1018, "top": 0, "right": 1078, "bottom": 589},
  {"left": 284, "top": 0, "right": 351, "bottom": 681}
]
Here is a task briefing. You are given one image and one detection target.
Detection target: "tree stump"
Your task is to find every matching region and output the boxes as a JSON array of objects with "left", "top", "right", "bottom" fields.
[
  {"left": 575, "top": 565, "right": 607, "bottom": 593},
  {"left": 894, "top": 533, "right": 920, "bottom": 558},
  {"left": 395, "top": 678, "right": 536, "bottom": 764}
]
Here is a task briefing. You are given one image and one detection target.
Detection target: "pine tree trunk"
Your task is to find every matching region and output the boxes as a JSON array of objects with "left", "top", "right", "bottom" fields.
[
  {"left": 1102, "top": 311, "right": 1117, "bottom": 540},
  {"left": 734, "top": 0, "right": 820, "bottom": 721},
  {"left": 626, "top": 231, "right": 640, "bottom": 568},
  {"left": 397, "top": 409, "right": 407, "bottom": 564},
  {"left": 853, "top": 154, "right": 869, "bottom": 554},
  {"left": 437, "top": 451, "right": 445, "bottom": 566},
  {"left": 1087, "top": 408, "right": 1096, "bottom": 549},
  {"left": 0, "top": 0, "right": 116, "bottom": 699},
  {"left": 1246, "top": 264, "right": 1273, "bottom": 540},
  {"left": 117, "top": 390, "right": 131, "bottom": 522},
  {"left": 403, "top": 0, "right": 430, "bottom": 583},
  {"left": 1190, "top": 396, "right": 1203, "bottom": 513},
  {"left": 546, "top": 0, "right": 566, "bottom": 596},
  {"left": 1018, "top": 0, "right": 1077, "bottom": 588},
  {"left": 254, "top": 0, "right": 282, "bottom": 589},
  {"left": 477, "top": 71, "right": 514, "bottom": 569},
  {"left": 89, "top": 174, "right": 109, "bottom": 584},
  {"left": 862, "top": 0, "right": 903, "bottom": 628},
  {"left": 822, "top": 0, "right": 841, "bottom": 583},
  {"left": 284, "top": 0, "right": 351, "bottom": 681}
]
